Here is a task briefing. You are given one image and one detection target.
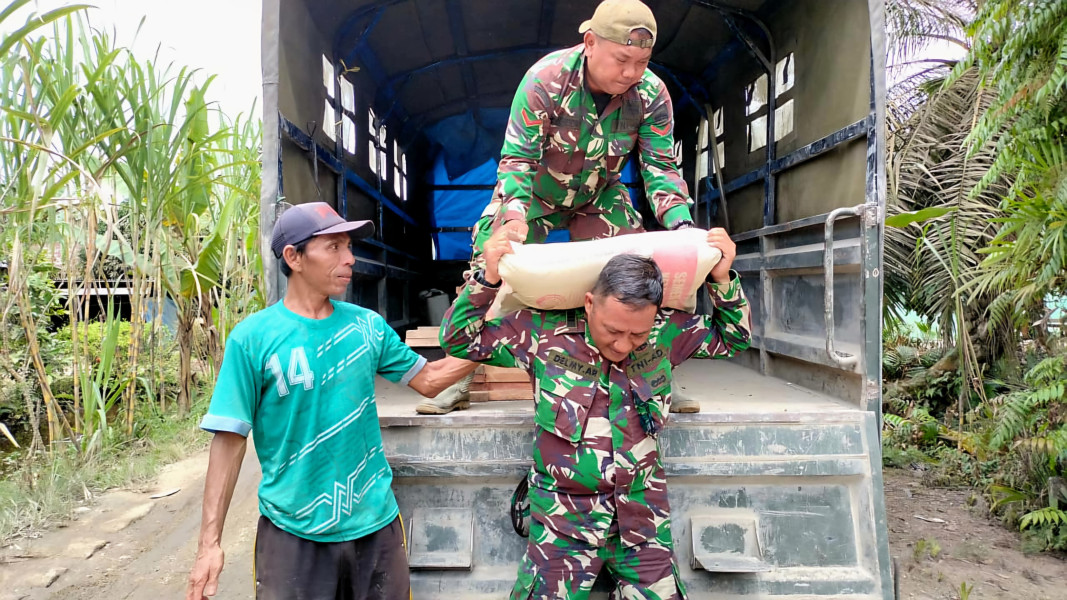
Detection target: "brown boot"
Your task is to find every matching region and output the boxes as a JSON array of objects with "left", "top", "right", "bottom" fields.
[
  {"left": 416, "top": 372, "right": 473, "bottom": 414},
  {"left": 670, "top": 383, "right": 700, "bottom": 413}
]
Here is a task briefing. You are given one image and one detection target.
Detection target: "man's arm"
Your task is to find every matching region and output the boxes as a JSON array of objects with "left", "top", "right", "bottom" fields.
[
  {"left": 407, "top": 355, "right": 479, "bottom": 398},
  {"left": 664, "top": 272, "right": 753, "bottom": 364},
  {"left": 185, "top": 432, "right": 247, "bottom": 600},
  {"left": 637, "top": 78, "right": 693, "bottom": 230},
  {"left": 662, "top": 228, "right": 752, "bottom": 363},
  {"left": 495, "top": 69, "right": 552, "bottom": 227},
  {"left": 439, "top": 229, "right": 538, "bottom": 369}
]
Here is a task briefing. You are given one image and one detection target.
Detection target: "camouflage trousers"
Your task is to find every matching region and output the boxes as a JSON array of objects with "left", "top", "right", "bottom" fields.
[
  {"left": 469, "top": 182, "right": 644, "bottom": 272},
  {"left": 510, "top": 515, "right": 687, "bottom": 600}
]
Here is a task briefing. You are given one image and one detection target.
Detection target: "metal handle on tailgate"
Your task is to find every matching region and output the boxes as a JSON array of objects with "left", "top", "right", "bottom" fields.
[{"left": 824, "top": 206, "right": 864, "bottom": 369}]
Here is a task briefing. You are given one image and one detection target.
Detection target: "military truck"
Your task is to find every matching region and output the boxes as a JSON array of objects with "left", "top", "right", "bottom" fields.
[{"left": 260, "top": 0, "right": 893, "bottom": 597}]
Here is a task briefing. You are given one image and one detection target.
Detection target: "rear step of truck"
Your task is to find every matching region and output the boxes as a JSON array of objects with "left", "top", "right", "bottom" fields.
[{"left": 378, "top": 360, "right": 893, "bottom": 598}]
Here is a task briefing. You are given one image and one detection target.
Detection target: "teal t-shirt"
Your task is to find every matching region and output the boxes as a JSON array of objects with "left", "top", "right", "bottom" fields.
[{"left": 200, "top": 299, "right": 425, "bottom": 542}]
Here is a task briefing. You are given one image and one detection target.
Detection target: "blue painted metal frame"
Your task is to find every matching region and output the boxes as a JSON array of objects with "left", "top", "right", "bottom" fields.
[
  {"left": 334, "top": 1, "right": 405, "bottom": 68},
  {"left": 279, "top": 114, "right": 418, "bottom": 227},
  {"left": 331, "top": 3, "right": 410, "bottom": 126},
  {"left": 331, "top": 0, "right": 752, "bottom": 142}
]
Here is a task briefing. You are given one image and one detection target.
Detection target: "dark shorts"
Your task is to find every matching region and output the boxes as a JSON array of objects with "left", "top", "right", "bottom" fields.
[{"left": 254, "top": 515, "right": 410, "bottom": 600}]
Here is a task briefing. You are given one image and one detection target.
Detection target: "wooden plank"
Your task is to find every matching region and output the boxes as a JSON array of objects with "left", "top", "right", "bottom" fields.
[
  {"left": 470, "top": 389, "right": 533, "bottom": 402},
  {"left": 484, "top": 368, "right": 529, "bottom": 383},
  {"left": 405, "top": 326, "right": 443, "bottom": 347},
  {"left": 468, "top": 381, "right": 530, "bottom": 392},
  {"left": 481, "top": 381, "right": 532, "bottom": 391},
  {"left": 405, "top": 331, "right": 441, "bottom": 341}
]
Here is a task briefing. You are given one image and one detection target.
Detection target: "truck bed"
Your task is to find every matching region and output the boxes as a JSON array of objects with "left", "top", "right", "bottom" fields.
[{"left": 376, "top": 360, "right": 863, "bottom": 427}]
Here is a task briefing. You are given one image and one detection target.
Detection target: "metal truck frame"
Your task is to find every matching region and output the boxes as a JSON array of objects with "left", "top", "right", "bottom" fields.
[{"left": 260, "top": 1, "right": 893, "bottom": 597}]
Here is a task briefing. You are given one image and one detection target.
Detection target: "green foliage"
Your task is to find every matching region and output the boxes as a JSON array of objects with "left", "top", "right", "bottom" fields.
[
  {"left": 884, "top": 405, "right": 944, "bottom": 447},
  {"left": 1020, "top": 507, "right": 1067, "bottom": 531},
  {"left": 881, "top": 443, "right": 930, "bottom": 470},
  {"left": 913, "top": 537, "right": 942, "bottom": 561},
  {"left": 885, "top": 0, "right": 1067, "bottom": 554},
  {"left": 0, "top": 400, "right": 209, "bottom": 543},
  {"left": 0, "top": 0, "right": 262, "bottom": 538},
  {"left": 947, "top": 0, "right": 1067, "bottom": 198},
  {"left": 990, "top": 357, "right": 1066, "bottom": 453},
  {"left": 884, "top": 206, "right": 956, "bottom": 229},
  {"left": 944, "top": 0, "right": 1067, "bottom": 337}
]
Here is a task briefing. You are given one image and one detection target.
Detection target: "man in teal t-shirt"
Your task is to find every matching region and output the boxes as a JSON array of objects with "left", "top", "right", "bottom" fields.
[{"left": 185, "top": 202, "right": 475, "bottom": 600}]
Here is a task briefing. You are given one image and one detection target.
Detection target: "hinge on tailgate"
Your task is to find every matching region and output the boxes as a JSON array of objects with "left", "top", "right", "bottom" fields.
[{"left": 863, "top": 202, "right": 882, "bottom": 227}]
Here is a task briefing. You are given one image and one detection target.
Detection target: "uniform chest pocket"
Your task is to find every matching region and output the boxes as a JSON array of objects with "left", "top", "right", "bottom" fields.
[
  {"left": 542, "top": 120, "right": 585, "bottom": 177},
  {"left": 604, "top": 133, "right": 637, "bottom": 174},
  {"left": 631, "top": 366, "right": 672, "bottom": 438},
  {"left": 535, "top": 378, "right": 597, "bottom": 443}
]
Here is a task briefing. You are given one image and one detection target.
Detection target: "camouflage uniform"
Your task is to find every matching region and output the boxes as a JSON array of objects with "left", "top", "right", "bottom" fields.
[
  {"left": 439, "top": 272, "right": 752, "bottom": 599},
  {"left": 470, "top": 44, "right": 694, "bottom": 269}
]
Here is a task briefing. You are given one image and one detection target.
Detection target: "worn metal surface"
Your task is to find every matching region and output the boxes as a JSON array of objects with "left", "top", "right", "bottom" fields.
[
  {"left": 407, "top": 507, "right": 475, "bottom": 570},
  {"left": 379, "top": 361, "right": 893, "bottom": 598}
]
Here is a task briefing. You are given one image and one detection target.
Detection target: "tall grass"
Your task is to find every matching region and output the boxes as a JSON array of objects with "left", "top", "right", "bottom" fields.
[{"left": 0, "top": 0, "right": 261, "bottom": 481}]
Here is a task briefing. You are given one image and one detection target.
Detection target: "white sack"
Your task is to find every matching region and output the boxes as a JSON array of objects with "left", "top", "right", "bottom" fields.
[{"left": 496, "top": 229, "right": 721, "bottom": 313}]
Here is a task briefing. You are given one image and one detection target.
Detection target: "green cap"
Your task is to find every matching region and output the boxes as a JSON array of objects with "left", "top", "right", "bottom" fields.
[{"left": 578, "top": 0, "right": 657, "bottom": 49}]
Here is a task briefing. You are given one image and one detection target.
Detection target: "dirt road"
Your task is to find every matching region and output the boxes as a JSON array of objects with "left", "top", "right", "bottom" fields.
[
  {"left": 885, "top": 468, "right": 1066, "bottom": 600},
  {"left": 1, "top": 451, "right": 1064, "bottom": 599},
  {"left": 0, "top": 447, "right": 261, "bottom": 600}
]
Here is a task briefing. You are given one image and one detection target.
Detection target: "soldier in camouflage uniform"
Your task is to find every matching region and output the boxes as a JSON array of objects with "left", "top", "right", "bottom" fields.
[
  {"left": 475, "top": 0, "right": 694, "bottom": 263},
  {"left": 420, "top": 0, "right": 705, "bottom": 415},
  {"left": 439, "top": 226, "right": 752, "bottom": 599}
]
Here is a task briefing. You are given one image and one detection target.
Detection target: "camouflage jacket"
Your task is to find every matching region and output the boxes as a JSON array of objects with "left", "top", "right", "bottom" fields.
[
  {"left": 439, "top": 274, "right": 752, "bottom": 547},
  {"left": 495, "top": 44, "right": 693, "bottom": 229}
]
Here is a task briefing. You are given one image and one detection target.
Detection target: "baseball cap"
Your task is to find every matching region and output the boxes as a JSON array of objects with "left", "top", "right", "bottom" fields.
[
  {"left": 578, "top": 0, "right": 657, "bottom": 49},
  {"left": 270, "top": 202, "right": 374, "bottom": 258}
]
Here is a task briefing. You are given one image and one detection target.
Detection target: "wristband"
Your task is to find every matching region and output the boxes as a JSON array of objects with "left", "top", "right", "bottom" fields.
[
  {"left": 473, "top": 269, "right": 502, "bottom": 289},
  {"left": 670, "top": 219, "right": 696, "bottom": 230}
]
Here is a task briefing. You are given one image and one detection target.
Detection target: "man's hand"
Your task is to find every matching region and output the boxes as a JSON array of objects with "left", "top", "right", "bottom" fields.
[
  {"left": 483, "top": 226, "right": 521, "bottom": 285},
  {"left": 498, "top": 219, "right": 529, "bottom": 241},
  {"left": 184, "top": 432, "right": 246, "bottom": 600},
  {"left": 706, "top": 228, "right": 736, "bottom": 284},
  {"left": 186, "top": 544, "right": 225, "bottom": 600}
]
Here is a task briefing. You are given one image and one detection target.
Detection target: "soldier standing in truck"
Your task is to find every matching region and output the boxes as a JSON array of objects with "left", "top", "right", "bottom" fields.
[
  {"left": 439, "top": 225, "right": 751, "bottom": 599},
  {"left": 418, "top": 0, "right": 707, "bottom": 416}
]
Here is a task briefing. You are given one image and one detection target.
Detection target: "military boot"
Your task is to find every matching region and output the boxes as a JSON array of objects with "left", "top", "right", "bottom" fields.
[
  {"left": 669, "top": 383, "right": 701, "bottom": 413},
  {"left": 416, "top": 372, "right": 473, "bottom": 414}
]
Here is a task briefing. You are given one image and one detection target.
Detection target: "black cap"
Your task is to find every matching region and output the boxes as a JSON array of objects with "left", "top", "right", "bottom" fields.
[{"left": 270, "top": 202, "right": 374, "bottom": 258}]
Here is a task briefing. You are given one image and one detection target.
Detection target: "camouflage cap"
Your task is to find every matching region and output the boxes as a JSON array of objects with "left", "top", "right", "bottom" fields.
[{"left": 578, "top": 0, "right": 657, "bottom": 49}]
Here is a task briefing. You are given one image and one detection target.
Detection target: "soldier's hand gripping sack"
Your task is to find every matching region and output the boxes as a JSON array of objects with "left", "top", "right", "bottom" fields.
[{"left": 496, "top": 229, "right": 721, "bottom": 313}]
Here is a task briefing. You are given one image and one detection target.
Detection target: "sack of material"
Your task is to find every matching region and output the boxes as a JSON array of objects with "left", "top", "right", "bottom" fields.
[{"left": 496, "top": 229, "right": 721, "bottom": 313}]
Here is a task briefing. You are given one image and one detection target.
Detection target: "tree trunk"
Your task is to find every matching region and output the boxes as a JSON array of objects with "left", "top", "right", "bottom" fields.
[
  {"left": 177, "top": 307, "right": 195, "bottom": 415},
  {"left": 200, "top": 294, "right": 221, "bottom": 376},
  {"left": 884, "top": 347, "right": 960, "bottom": 400},
  {"left": 16, "top": 290, "right": 80, "bottom": 456}
]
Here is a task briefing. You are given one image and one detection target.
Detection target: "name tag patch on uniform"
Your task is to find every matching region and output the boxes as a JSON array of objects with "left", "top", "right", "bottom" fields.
[
  {"left": 627, "top": 346, "right": 667, "bottom": 380},
  {"left": 649, "top": 372, "right": 668, "bottom": 390},
  {"left": 547, "top": 350, "right": 599, "bottom": 379}
]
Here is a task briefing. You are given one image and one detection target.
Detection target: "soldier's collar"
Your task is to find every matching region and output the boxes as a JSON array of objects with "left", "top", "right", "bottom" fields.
[
  {"left": 583, "top": 317, "right": 599, "bottom": 356},
  {"left": 552, "top": 309, "right": 587, "bottom": 336},
  {"left": 551, "top": 309, "right": 600, "bottom": 357}
]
